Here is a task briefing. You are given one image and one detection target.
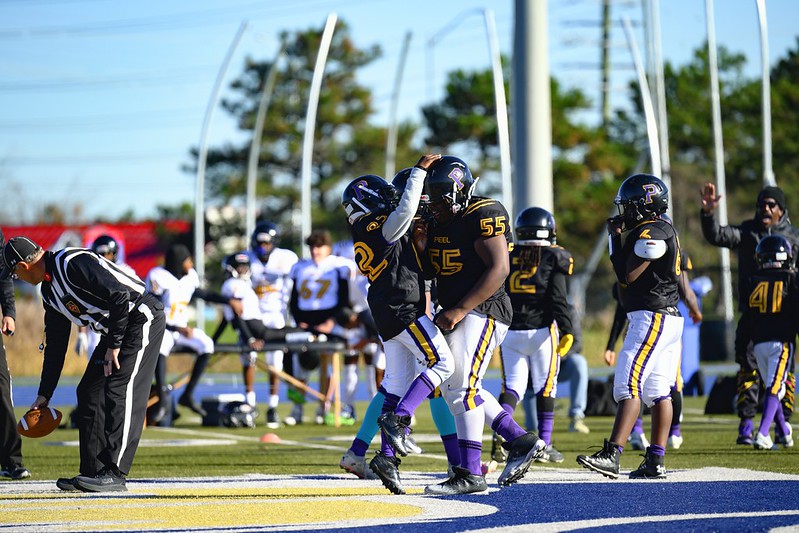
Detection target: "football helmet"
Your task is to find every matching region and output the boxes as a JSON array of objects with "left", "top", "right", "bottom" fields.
[
  {"left": 515, "top": 207, "right": 556, "bottom": 246},
  {"left": 91, "top": 235, "right": 120, "bottom": 262},
  {"left": 222, "top": 401, "right": 259, "bottom": 428},
  {"left": 250, "top": 222, "right": 280, "bottom": 262},
  {"left": 341, "top": 174, "right": 397, "bottom": 224},
  {"left": 392, "top": 167, "right": 428, "bottom": 220},
  {"left": 614, "top": 174, "right": 669, "bottom": 230},
  {"left": 224, "top": 252, "right": 251, "bottom": 280},
  {"left": 421, "top": 156, "right": 477, "bottom": 219},
  {"left": 755, "top": 235, "right": 793, "bottom": 270}
]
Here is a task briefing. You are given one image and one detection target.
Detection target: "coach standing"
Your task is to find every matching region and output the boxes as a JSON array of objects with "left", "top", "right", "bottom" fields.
[
  {"left": 700, "top": 183, "right": 799, "bottom": 445},
  {"left": 0, "top": 236, "right": 165, "bottom": 492}
]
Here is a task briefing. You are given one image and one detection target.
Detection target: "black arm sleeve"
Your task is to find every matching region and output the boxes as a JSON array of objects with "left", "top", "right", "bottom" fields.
[
  {"left": 0, "top": 278, "right": 15, "bottom": 320},
  {"left": 37, "top": 305, "right": 72, "bottom": 400},
  {"left": 192, "top": 288, "right": 231, "bottom": 305},
  {"left": 549, "top": 271, "right": 573, "bottom": 337},
  {"left": 606, "top": 301, "right": 627, "bottom": 352}
]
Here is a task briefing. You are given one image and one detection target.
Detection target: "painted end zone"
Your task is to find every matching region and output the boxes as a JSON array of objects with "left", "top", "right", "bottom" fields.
[{"left": 1, "top": 468, "right": 798, "bottom": 532}]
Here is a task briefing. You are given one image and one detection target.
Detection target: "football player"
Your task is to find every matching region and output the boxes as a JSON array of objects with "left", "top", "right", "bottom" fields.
[
  {"left": 286, "top": 229, "right": 362, "bottom": 426},
  {"left": 242, "top": 222, "right": 298, "bottom": 427},
  {"left": 578, "top": 173, "right": 683, "bottom": 479},
  {"left": 413, "top": 155, "right": 545, "bottom": 495},
  {"left": 494, "top": 207, "right": 575, "bottom": 465},
  {"left": 741, "top": 235, "right": 796, "bottom": 450},
  {"left": 338, "top": 157, "right": 461, "bottom": 495},
  {"left": 146, "top": 244, "right": 241, "bottom": 423}
]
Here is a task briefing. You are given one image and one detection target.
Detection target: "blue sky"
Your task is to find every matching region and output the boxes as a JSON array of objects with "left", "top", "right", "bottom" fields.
[{"left": 0, "top": 0, "right": 797, "bottom": 223}]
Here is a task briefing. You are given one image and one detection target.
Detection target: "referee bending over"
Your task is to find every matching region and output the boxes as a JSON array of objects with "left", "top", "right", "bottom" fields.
[{"left": 0, "top": 236, "right": 166, "bottom": 492}]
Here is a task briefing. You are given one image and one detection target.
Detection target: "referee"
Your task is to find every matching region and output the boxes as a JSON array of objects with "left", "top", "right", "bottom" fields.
[{"left": 0, "top": 236, "right": 166, "bottom": 492}]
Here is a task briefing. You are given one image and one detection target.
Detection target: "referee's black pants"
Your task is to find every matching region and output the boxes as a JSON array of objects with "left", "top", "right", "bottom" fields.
[
  {"left": 0, "top": 340, "right": 23, "bottom": 470},
  {"left": 76, "top": 294, "right": 165, "bottom": 476}
]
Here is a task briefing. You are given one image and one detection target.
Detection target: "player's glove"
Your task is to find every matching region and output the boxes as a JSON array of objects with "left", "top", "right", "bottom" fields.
[
  {"left": 74, "top": 331, "right": 88, "bottom": 356},
  {"left": 556, "top": 334, "right": 574, "bottom": 358}
]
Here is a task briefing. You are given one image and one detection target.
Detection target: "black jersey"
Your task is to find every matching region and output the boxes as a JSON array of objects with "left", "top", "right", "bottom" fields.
[
  {"left": 613, "top": 218, "right": 680, "bottom": 312},
  {"left": 507, "top": 244, "right": 575, "bottom": 332},
  {"left": 744, "top": 269, "right": 798, "bottom": 344},
  {"left": 350, "top": 211, "right": 426, "bottom": 340},
  {"left": 427, "top": 196, "right": 513, "bottom": 325}
]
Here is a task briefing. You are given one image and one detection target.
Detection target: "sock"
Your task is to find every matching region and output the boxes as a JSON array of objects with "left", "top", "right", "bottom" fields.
[
  {"left": 246, "top": 391, "right": 257, "bottom": 407},
  {"left": 649, "top": 444, "right": 665, "bottom": 457},
  {"left": 349, "top": 438, "right": 369, "bottom": 458},
  {"left": 758, "top": 394, "right": 781, "bottom": 437},
  {"left": 498, "top": 391, "right": 518, "bottom": 416},
  {"left": 343, "top": 363, "right": 358, "bottom": 407},
  {"left": 632, "top": 417, "right": 645, "bottom": 435},
  {"left": 184, "top": 353, "right": 210, "bottom": 398},
  {"left": 456, "top": 407, "right": 485, "bottom": 475},
  {"left": 155, "top": 354, "right": 168, "bottom": 402},
  {"left": 380, "top": 392, "right": 400, "bottom": 457},
  {"left": 269, "top": 394, "right": 279, "bottom": 409},
  {"left": 491, "top": 409, "right": 526, "bottom": 443},
  {"left": 739, "top": 418, "right": 754, "bottom": 437},
  {"left": 775, "top": 403, "right": 790, "bottom": 439},
  {"left": 429, "top": 395, "right": 457, "bottom": 436},
  {"left": 536, "top": 396, "right": 555, "bottom": 445},
  {"left": 395, "top": 374, "right": 435, "bottom": 418},
  {"left": 354, "top": 391, "right": 385, "bottom": 451}
]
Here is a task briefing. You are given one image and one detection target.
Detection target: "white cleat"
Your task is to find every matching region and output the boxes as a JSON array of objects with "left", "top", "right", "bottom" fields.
[
  {"left": 667, "top": 434, "right": 683, "bottom": 450},
  {"left": 753, "top": 432, "right": 778, "bottom": 450},
  {"left": 629, "top": 431, "right": 650, "bottom": 451}
]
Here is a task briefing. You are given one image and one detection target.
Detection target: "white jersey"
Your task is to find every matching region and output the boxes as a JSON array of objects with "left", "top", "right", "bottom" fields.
[
  {"left": 244, "top": 247, "right": 298, "bottom": 318},
  {"left": 220, "top": 277, "right": 262, "bottom": 322},
  {"left": 289, "top": 254, "right": 359, "bottom": 313},
  {"left": 333, "top": 240, "right": 370, "bottom": 309},
  {"left": 145, "top": 266, "right": 200, "bottom": 328}
]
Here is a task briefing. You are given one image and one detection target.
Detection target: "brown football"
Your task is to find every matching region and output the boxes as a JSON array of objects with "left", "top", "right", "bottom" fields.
[{"left": 17, "top": 407, "right": 62, "bottom": 438}]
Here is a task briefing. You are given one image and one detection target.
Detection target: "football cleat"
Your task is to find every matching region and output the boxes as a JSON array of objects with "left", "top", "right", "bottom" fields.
[
  {"left": 0, "top": 465, "right": 31, "bottom": 480},
  {"left": 577, "top": 439, "right": 621, "bottom": 480},
  {"left": 569, "top": 417, "right": 590, "bottom": 434},
  {"left": 283, "top": 403, "right": 303, "bottom": 426},
  {"left": 404, "top": 435, "right": 423, "bottom": 455},
  {"left": 377, "top": 412, "right": 412, "bottom": 456},
  {"left": 424, "top": 467, "right": 487, "bottom": 496},
  {"left": 339, "top": 450, "right": 378, "bottom": 480},
  {"left": 629, "top": 449, "right": 667, "bottom": 479},
  {"left": 753, "top": 432, "right": 778, "bottom": 450},
  {"left": 667, "top": 434, "right": 684, "bottom": 450},
  {"left": 369, "top": 452, "right": 405, "bottom": 495},
  {"left": 498, "top": 432, "right": 546, "bottom": 486},
  {"left": 779, "top": 425, "right": 794, "bottom": 448},
  {"left": 490, "top": 431, "right": 508, "bottom": 463},
  {"left": 178, "top": 394, "right": 207, "bottom": 417},
  {"left": 266, "top": 408, "right": 281, "bottom": 429},
  {"left": 535, "top": 444, "right": 565, "bottom": 464},
  {"left": 628, "top": 431, "right": 650, "bottom": 451}
]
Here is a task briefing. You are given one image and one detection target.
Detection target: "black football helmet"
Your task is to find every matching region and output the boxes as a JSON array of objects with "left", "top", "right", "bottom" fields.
[
  {"left": 224, "top": 252, "right": 252, "bottom": 280},
  {"left": 91, "top": 235, "right": 120, "bottom": 262},
  {"left": 515, "top": 207, "right": 556, "bottom": 246},
  {"left": 341, "top": 174, "right": 397, "bottom": 224},
  {"left": 756, "top": 235, "right": 793, "bottom": 270},
  {"left": 614, "top": 173, "right": 669, "bottom": 230},
  {"left": 421, "top": 156, "right": 477, "bottom": 220},
  {"left": 250, "top": 222, "right": 280, "bottom": 262},
  {"left": 392, "top": 167, "right": 429, "bottom": 220}
]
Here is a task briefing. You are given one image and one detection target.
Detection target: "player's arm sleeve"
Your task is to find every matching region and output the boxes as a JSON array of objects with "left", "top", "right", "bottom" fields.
[
  {"left": 606, "top": 301, "right": 627, "bottom": 352},
  {"left": 192, "top": 288, "right": 231, "bottom": 305},
  {"left": 550, "top": 271, "right": 573, "bottom": 336},
  {"left": 0, "top": 278, "right": 15, "bottom": 320},
  {"left": 382, "top": 167, "right": 425, "bottom": 243},
  {"left": 37, "top": 306, "right": 72, "bottom": 400},
  {"left": 700, "top": 209, "right": 741, "bottom": 249}
]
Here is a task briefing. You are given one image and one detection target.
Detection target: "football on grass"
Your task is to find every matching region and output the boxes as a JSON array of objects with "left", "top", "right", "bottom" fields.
[{"left": 17, "top": 407, "right": 62, "bottom": 438}]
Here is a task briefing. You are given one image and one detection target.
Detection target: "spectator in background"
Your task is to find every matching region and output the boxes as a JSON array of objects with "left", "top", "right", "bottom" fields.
[{"left": 700, "top": 183, "right": 799, "bottom": 445}]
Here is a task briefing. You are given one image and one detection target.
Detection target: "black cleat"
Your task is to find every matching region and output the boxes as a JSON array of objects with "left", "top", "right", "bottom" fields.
[
  {"left": 629, "top": 448, "right": 667, "bottom": 479},
  {"left": 266, "top": 408, "right": 281, "bottom": 429},
  {"left": 56, "top": 477, "right": 79, "bottom": 491},
  {"left": 577, "top": 439, "right": 621, "bottom": 479},
  {"left": 369, "top": 452, "right": 405, "bottom": 495},
  {"left": 498, "top": 432, "right": 546, "bottom": 486},
  {"left": 490, "top": 431, "right": 508, "bottom": 463},
  {"left": 425, "top": 467, "right": 488, "bottom": 495},
  {"left": 178, "top": 394, "right": 207, "bottom": 417},
  {"left": 377, "top": 412, "right": 412, "bottom": 456},
  {"left": 73, "top": 467, "right": 127, "bottom": 492},
  {"left": 0, "top": 465, "right": 31, "bottom": 480}
]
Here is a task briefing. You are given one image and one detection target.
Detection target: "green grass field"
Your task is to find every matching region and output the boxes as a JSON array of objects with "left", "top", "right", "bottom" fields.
[{"left": 8, "top": 395, "right": 797, "bottom": 483}]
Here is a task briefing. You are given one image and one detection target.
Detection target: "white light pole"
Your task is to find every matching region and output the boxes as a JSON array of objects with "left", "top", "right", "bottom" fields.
[
  {"left": 755, "top": 0, "right": 776, "bottom": 186},
  {"left": 385, "top": 31, "right": 412, "bottom": 180},
  {"left": 300, "top": 13, "right": 337, "bottom": 258},
  {"left": 194, "top": 21, "right": 247, "bottom": 329}
]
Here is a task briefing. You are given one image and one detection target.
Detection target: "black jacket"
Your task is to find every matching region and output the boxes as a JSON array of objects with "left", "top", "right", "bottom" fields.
[{"left": 700, "top": 209, "right": 799, "bottom": 310}]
